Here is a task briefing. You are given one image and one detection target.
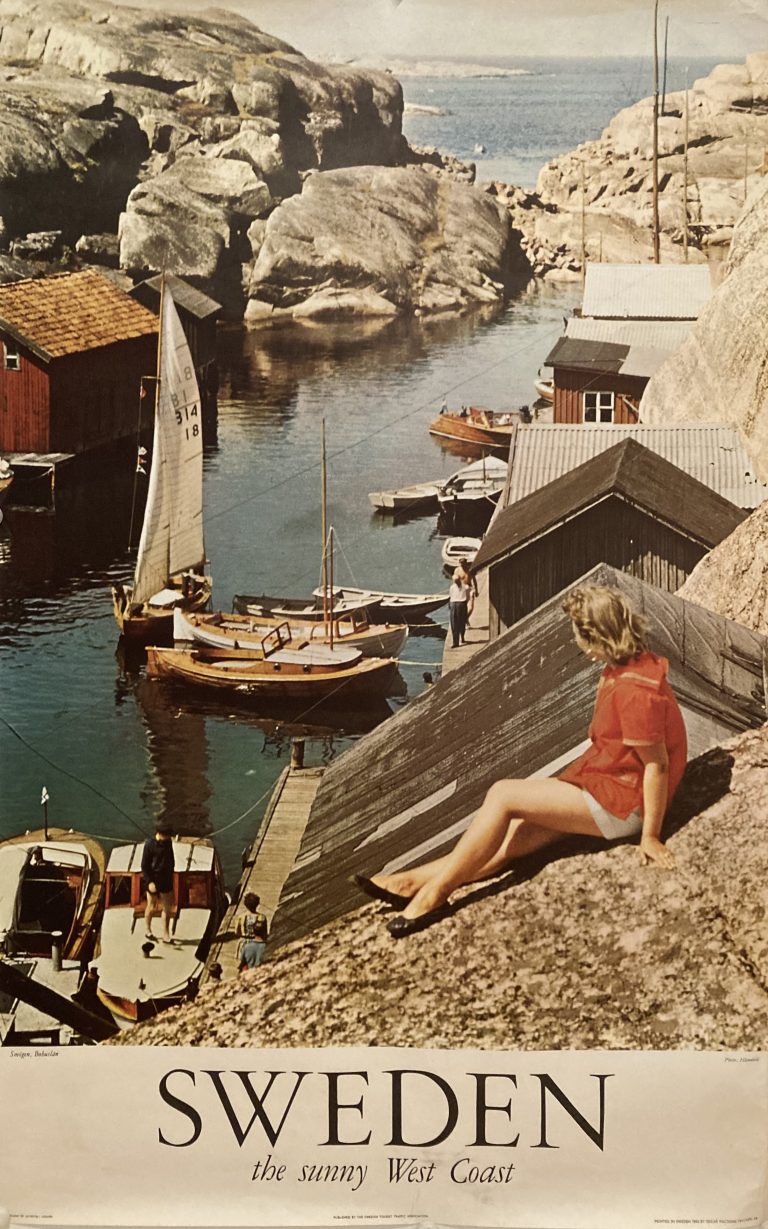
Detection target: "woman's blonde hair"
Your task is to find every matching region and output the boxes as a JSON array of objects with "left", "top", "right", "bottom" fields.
[{"left": 562, "top": 584, "right": 649, "bottom": 666}]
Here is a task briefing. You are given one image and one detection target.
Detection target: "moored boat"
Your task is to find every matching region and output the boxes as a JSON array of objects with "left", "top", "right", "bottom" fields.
[
  {"left": 311, "top": 585, "right": 449, "bottom": 623},
  {"left": 534, "top": 371, "right": 554, "bottom": 402},
  {"left": 112, "top": 282, "right": 211, "bottom": 643},
  {"left": 232, "top": 592, "right": 383, "bottom": 622},
  {"left": 0, "top": 828, "right": 105, "bottom": 962},
  {"left": 436, "top": 455, "right": 507, "bottom": 511},
  {"left": 94, "top": 837, "right": 226, "bottom": 1023},
  {"left": 174, "top": 607, "right": 409, "bottom": 660},
  {"left": 368, "top": 477, "right": 443, "bottom": 513},
  {"left": 146, "top": 644, "right": 399, "bottom": 700},
  {"left": 0, "top": 457, "right": 14, "bottom": 509},
  {"left": 429, "top": 407, "right": 522, "bottom": 450},
  {"left": 441, "top": 536, "right": 483, "bottom": 571}
]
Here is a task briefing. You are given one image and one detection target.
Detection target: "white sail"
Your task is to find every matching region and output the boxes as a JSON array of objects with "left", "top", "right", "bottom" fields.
[{"left": 132, "top": 289, "right": 205, "bottom": 606}]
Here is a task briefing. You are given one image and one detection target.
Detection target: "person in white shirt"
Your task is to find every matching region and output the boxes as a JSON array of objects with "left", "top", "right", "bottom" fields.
[{"left": 449, "top": 570, "right": 471, "bottom": 647}]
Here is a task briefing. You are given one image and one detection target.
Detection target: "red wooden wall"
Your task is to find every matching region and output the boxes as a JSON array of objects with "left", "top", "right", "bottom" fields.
[
  {"left": 0, "top": 333, "right": 51, "bottom": 452},
  {"left": 552, "top": 367, "right": 645, "bottom": 425}
]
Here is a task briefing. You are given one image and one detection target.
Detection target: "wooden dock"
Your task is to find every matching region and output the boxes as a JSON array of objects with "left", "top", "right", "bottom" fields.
[
  {"left": 441, "top": 565, "right": 490, "bottom": 675},
  {"left": 205, "top": 763, "right": 324, "bottom": 981}
]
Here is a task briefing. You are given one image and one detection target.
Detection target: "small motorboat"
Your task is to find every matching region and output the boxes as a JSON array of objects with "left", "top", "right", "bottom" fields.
[
  {"left": 310, "top": 585, "right": 449, "bottom": 624},
  {"left": 441, "top": 536, "right": 483, "bottom": 571},
  {"left": 0, "top": 828, "right": 105, "bottom": 962},
  {"left": 174, "top": 607, "right": 409, "bottom": 660},
  {"left": 146, "top": 644, "right": 399, "bottom": 701},
  {"left": 436, "top": 455, "right": 507, "bottom": 510},
  {"left": 94, "top": 837, "right": 227, "bottom": 1023},
  {"left": 429, "top": 406, "right": 523, "bottom": 451},
  {"left": 233, "top": 592, "right": 383, "bottom": 622}
]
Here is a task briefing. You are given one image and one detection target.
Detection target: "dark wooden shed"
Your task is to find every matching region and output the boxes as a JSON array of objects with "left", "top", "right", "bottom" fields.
[
  {"left": 545, "top": 336, "right": 645, "bottom": 424},
  {"left": 268, "top": 565, "right": 767, "bottom": 949},
  {"left": 130, "top": 274, "right": 220, "bottom": 415},
  {"left": 473, "top": 439, "right": 746, "bottom": 637},
  {"left": 0, "top": 271, "right": 157, "bottom": 455}
]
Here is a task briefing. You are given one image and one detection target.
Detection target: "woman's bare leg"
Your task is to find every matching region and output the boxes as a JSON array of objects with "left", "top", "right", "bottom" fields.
[
  {"left": 373, "top": 819, "right": 563, "bottom": 899},
  {"left": 399, "top": 778, "right": 600, "bottom": 919}
]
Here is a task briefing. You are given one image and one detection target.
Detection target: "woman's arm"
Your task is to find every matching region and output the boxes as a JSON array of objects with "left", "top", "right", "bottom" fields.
[{"left": 632, "top": 741, "right": 675, "bottom": 868}]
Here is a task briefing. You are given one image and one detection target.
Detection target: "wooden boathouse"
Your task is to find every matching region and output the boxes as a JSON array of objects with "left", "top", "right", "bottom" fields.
[
  {"left": 0, "top": 270, "right": 157, "bottom": 455},
  {"left": 545, "top": 264, "right": 711, "bottom": 425},
  {"left": 473, "top": 439, "right": 745, "bottom": 636},
  {"left": 267, "top": 566, "right": 767, "bottom": 949}
]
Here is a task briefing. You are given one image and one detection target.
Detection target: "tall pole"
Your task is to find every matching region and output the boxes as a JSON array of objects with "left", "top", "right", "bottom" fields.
[
  {"left": 580, "top": 159, "right": 587, "bottom": 283},
  {"left": 321, "top": 419, "right": 329, "bottom": 632},
  {"left": 661, "top": 16, "right": 669, "bottom": 116},
  {"left": 683, "top": 75, "right": 689, "bottom": 262},
  {"left": 743, "top": 102, "right": 753, "bottom": 204},
  {"left": 652, "top": 0, "right": 661, "bottom": 263}
]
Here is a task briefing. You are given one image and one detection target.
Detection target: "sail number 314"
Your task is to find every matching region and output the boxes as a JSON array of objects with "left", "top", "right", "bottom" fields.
[{"left": 174, "top": 402, "right": 200, "bottom": 439}]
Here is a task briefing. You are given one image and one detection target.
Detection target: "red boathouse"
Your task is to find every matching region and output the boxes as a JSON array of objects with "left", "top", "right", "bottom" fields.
[{"left": 0, "top": 270, "right": 158, "bottom": 455}]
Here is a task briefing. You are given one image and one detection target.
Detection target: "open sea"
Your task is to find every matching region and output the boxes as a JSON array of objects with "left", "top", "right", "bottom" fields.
[{"left": 0, "top": 56, "right": 720, "bottom": 891}]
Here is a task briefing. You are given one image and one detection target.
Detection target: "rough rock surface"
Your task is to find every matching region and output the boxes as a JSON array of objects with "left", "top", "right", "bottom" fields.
[
  {"left": 677, "top": 502, "right": 768, "bottom": 635},
  {"left": 245, "top": 165, "right": 525, "bottom": 319},
  {"left": 529, "top": 54, "right": 768, "bottom": 272},
  {"left": 640, "top": 177, "right": 768, "bottom": 478},
  {"left": 109, "top": 729, "right": 768, "bottom": 1049},
  {"left": 0, "top": 0, "right": 406, "bottom": 308}
]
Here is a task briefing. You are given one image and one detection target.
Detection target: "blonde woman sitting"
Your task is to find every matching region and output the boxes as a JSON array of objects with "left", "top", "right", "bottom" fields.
[{"left": 355, "top": 584, "right": 687, "bottom": 938}]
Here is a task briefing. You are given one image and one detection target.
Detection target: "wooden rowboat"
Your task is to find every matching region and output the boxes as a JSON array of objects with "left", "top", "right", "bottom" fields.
[
  {"left": 368, "top": 477, "right": 443, "bottom": 513},
  {"left": 146, "top": 645, "right": 399, "bottom": 700},
  {"left": 311, "top": 586, "right": 448, "bottom": 623},
  {"left": 233, "top": 592, "right": 383, "bottom": 622}
]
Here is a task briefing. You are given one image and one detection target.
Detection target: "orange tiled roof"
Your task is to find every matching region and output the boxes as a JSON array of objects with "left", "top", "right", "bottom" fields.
[{"left": 0, "top": 270, "right": 158, "bottom": 361}]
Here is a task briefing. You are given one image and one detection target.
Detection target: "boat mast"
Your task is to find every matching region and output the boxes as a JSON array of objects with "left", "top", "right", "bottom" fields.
[
  {"left": 652, "top": 0, "right": 661, "bottom": 263},
  {"left": 320, "top": 420, "right": 331, "bottom": 643},
  {"left": 683, "top": 73, "right": 689, "bottom": 262}
]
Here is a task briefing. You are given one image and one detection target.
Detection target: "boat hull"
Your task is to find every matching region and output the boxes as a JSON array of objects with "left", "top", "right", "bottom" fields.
[
  {"left": 311, "top": 586, "right": 448, "bottom": 623},
  {"left": 147, "top": 646, "right": 399, "bottom": 699},
  {"left": 177, "top": 610, "right": 408, "bottom": 659},
  {"left": 113, "top": 576, "right": 213, "bottom": 643},
  {"left": 429, "top": 413, "right": 517, "bottom": 451}
]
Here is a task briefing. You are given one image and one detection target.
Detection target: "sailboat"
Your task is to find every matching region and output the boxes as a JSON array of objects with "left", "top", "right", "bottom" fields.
[{"left": 112, "top": 283, "right": 212, "bottom": 643}]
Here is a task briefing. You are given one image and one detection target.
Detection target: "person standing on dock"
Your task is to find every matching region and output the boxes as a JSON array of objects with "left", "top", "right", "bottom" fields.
[
  {"left": 141, "top": 826, "right": 176, "bottom": 945},
  {"left": 448, "top": 568, "right": 472, "bottom": 647},
  {"left": 238, "top": 892, "right": 269, "bottom": 970}
]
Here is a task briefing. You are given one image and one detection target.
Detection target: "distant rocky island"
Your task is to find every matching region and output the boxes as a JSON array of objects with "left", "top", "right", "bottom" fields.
[{"left": 0, "top": 3, "right": 766, "bottom": 323}]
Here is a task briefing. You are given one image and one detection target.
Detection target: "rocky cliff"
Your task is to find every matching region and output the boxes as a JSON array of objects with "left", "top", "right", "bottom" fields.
[
  {"left": 508, "top": 54, "right": 768, "bottom": 278},
  {"left": 0, "top": 0, "right": 522, "bottom": 316},
  {"left": 108, "top": 728, "right": 768, "bottom": 1050},
  {"left": 639, "top": 175, "right": 768, "bottom": 477},
  {"left": 677, "top": 501, "right": 768, "bottom": 634}
]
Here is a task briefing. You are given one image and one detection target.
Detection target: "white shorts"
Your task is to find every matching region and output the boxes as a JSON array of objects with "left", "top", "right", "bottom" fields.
[{"left": 582, "top": 790, "right": 642, "bottom": 840}]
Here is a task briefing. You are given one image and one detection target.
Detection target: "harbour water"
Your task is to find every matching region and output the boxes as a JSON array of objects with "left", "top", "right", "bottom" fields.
[{"left": 0, "top": 56, "right": 720, "bottom": 890}]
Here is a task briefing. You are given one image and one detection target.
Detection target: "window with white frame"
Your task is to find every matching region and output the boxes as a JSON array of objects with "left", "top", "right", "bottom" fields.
[
  {"left": 583, "top": 391, "right": 614, "bottom": 423},
  {"left": 3, "top": 342, "right": 20, "bottom": 371}
]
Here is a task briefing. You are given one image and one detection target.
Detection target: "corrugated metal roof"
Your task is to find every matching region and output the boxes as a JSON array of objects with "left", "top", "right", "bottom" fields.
[
  {"left": 581, "top": 263, "right": 712, "bottom": 320},
  {"left": 269, "top": 565, "right": 767, "bottom": 948},
  {"left": 0, "top": 271, "right": 158, "bottom": 361},
  {"left": 473, "top": 439, "right": 744, "bottom": 571},
  {"left": 566, "top": 317, "right": 695, "bottom": 350},
  {"left": 506, "top": 424, "right": 768, "bottom": 509},
  {"left": 134, "top": 273, "right": 221, "bottom": 319},
  {"left": 620, "top": 345, "right": 668, "bottom": 379}
]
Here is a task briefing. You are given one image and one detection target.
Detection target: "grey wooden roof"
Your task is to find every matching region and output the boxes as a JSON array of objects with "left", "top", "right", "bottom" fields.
[
  {"left": 545, "top": 335, "right": 629, "bottom": 371},
  {"left": 270, "top": 565, "right": 767, "bottom": 949},
  {"left": 131, "top": 274, "right": 221, "bottom": 319},
  {"left": 473, "top": 439, "right": 745, "bottom": 572},
  {"left": 505, "top": 424, "right": 768, "bottom": 510}
]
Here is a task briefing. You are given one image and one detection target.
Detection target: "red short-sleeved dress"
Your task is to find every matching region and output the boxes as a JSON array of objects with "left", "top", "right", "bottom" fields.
[{"left": 559, "top": 651, "right": 688, "bottom": 821}]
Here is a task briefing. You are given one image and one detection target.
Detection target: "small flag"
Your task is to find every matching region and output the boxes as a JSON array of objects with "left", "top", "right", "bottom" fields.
[
  {"left": 136, "top": 446, "right": 148, "bottom": 475},
  {"left": 140, "top": 382, "right": 147, "bottom": 399},
  {"left": 41, "top": 787, "right": 49, "bottom": 805}
]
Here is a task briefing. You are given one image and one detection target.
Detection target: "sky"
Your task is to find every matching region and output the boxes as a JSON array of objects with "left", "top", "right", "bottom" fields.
[{"left": 231, "top": 0, "right": 768, "bottom": 62}]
